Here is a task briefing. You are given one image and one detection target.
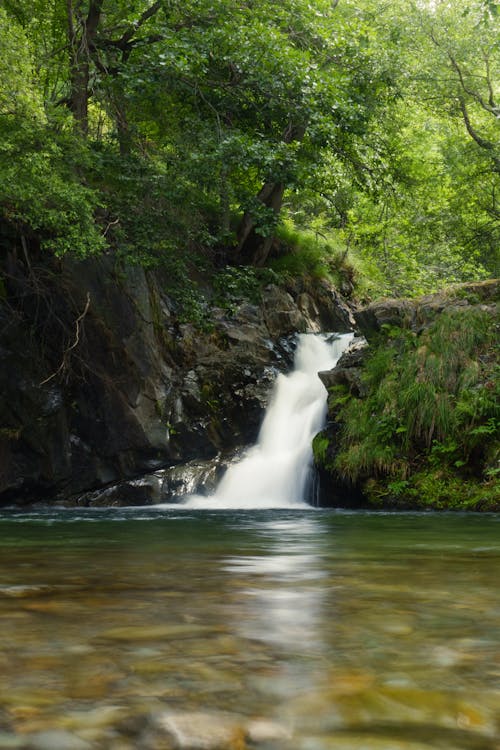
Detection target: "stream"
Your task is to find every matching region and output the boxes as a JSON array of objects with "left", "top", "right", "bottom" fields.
[{"left": 0, "top": 507, "right": 499, "bottom": 749}]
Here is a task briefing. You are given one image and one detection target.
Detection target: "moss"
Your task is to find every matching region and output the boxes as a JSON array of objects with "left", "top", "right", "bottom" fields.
[
  {"left": 312, "top": 433, "right": 330, "bottom": 467},
  {"left": 365, "top": 471, "right": 500, "bottom": 512}
]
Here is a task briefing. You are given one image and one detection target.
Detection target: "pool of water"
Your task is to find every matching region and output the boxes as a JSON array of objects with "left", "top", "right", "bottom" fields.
[{"left": 0, "top": 507, "right": 499, "bottom": 749}]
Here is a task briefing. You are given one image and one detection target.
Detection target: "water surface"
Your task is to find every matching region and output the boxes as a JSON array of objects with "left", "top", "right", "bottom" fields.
[{"left": 0, "top": 507, "right": 499, "bottom": 749}]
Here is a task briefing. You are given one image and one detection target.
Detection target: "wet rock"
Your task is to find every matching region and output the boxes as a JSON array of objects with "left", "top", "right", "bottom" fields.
[
  {"left": 159, "top": 455, "right": 236, "bottom": 501},
  {"left": 145, "top": 711, "right": 245, "bottom": 750},
  {"left": 72, "top": 474, "right": 162, "bottom": 506},
  {"left": 319, "top": 338, "right": 368, "bottom": 398},
  {"left": 296, "top": 292, "right": 321, "bottom": 333},
  {"left": 307, "top": 279, "right": 356, "bottom": 332}
]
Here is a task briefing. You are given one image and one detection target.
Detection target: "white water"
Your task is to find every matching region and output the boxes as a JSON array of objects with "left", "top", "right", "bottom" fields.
[{"left": 181, "top": 332, "right": 353, "bottom": 509}]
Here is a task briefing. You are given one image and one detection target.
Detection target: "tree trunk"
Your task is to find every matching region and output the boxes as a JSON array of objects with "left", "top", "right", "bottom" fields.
[
  {"left": 67, "top": 0, "right": 104, "bottom": 135},
  {"left": 235, "top": 123, "right": 305, "bottom": 266},
  {"left": 235, "top": 181, "right": 285, "bottom": 266},
  {"left": 69, "top": 62, "right": 90, "bottom": 136}
]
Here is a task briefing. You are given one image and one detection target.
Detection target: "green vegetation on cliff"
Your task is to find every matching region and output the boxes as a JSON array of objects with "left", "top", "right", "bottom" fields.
[{"left": 319, "top": 291, "right": 500, "bottom": 510}]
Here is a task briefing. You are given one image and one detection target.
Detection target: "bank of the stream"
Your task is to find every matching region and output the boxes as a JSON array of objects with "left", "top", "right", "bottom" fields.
[{"left": 314, "top": 280, "right": 500, "bottom": 511}]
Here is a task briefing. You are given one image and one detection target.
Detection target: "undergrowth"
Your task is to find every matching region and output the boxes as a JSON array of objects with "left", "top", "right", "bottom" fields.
[{"left": 269, "top": 221, "right": 382, "bottom": 300}]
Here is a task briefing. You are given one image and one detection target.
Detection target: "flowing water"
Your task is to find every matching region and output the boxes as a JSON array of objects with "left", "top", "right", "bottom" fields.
[
  {"left": 182, "top": 333, "right": 353, "bottom": 509},
  {"left": 0, "top": 508, "right": 499, "bottom": 749}
]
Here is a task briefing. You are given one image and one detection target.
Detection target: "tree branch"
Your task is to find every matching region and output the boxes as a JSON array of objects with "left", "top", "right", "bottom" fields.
[
  {"left": 40, "top": 293, "right": 91, "bottom": 386},
  {"left": 117, "top": 0, "right": 162, "bottom": 46},
  {"left": 458, "top": 96, "right": 500, "bottom": 172},
  {"left": 448, "top": 51, "right": 499, "bottom": 117}
]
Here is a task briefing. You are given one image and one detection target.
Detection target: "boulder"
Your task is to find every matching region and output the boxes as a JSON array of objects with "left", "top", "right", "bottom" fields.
[
  {"left": 159, "top": 454, "right": 238, "bottom": 501},
  {"left": 319, "top": 338, "right": 368, "bottom": 398},
  {"left": 355, "top": 280, "right": 500, "bottom": 341},
  {"left": 354, "top": 299, "right": 416, "bottom": 340},
  {"left": 261, "top": 285, "right": 307, "bottom": 337}
]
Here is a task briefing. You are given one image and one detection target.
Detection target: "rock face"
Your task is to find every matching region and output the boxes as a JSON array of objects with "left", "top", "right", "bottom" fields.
[
  {"left": 319, "top": 337, "right": 368, "bottom": 398},
  {"left": 354, "top": 279, "right": 499, "bottom": 341},
  {"left": 0, "top": 250, "right": 354, "bottom": 506}
]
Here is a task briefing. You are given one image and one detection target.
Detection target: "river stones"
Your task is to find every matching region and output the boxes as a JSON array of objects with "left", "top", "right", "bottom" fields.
[{"left": 141, "top": 711, "right": 293, "bottom": 750}]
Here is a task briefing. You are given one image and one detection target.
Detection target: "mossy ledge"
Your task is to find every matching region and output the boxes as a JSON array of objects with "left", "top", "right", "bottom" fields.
[{"left": 314, "top": 280, "right": 500, "bottom": 511}]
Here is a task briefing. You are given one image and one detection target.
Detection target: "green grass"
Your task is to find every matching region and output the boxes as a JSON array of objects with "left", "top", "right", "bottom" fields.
[
  {"left": 331, "top": 305, "right": 499, "bottom": 507},
  {"left": 268, "top": 220, "right": 384, "bottom": 300}
]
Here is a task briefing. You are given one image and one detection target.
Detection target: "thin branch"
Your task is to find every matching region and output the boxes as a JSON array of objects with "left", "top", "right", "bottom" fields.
[
  {"left": 447, "top": 51, "right": 499, "bottom": 118},
  {"left": 40, "top": 293, "right": 91, "bottom": 386},
  {"left": 102, "top": 218, "right": 120, "bottom": 237}
]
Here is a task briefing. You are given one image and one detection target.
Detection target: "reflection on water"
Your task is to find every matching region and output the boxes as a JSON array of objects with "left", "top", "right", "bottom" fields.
[{"left": 0, "top": 508, "right": 499, "bottom": 749}]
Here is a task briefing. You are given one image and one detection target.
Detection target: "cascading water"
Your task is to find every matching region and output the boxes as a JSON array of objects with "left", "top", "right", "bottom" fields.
[{"left": 182, "top": 332, "right": 353, "bottom": 509}]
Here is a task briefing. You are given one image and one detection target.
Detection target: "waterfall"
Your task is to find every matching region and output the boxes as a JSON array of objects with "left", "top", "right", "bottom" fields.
[{"left": 182, "top": 332, "right": 353, "bottom": 509}]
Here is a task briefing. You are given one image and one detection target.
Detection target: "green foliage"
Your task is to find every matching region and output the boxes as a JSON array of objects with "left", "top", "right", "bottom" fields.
[
  {"left": 212, "top": 266, "right": 278, "bottom": 311},
  {"left": 312, "top": 433, "right": 330, "bottom": 467},
  {"left": 333, "top": 306, "right": 500, "bottom": 503},
  {"left": 158, "top": 255, "right": 213, "bottom": 331},
  {"left": 0, "top": 7, "right": 44, "bottom": 119},
  {"left": 0, "top": 0, "right": 498, "bottom": 296},
  {"left": 267, "top": 221, "right": 380, "bottom": 299},
  {"left": 367, "top": 470, "right": 499, "bottom": 511},
  {"left": 270, "top": 223, "right": 333, "bottom": 280},
  {"left": 0, "top": 118, "right": 105, "bottom": 256}
]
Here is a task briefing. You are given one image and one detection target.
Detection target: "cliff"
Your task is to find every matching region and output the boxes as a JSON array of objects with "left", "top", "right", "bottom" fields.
[{"left": 0, "top": 248, "right": 354, "bottom": 506}]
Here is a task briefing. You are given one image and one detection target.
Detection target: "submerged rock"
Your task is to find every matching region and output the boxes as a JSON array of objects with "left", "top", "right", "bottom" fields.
[
  {"left": 144, "top": 711, "right": 245, "bottom": 750},
  {"left": 141, "top": 711, "right": 292, "bottom": 750}
]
